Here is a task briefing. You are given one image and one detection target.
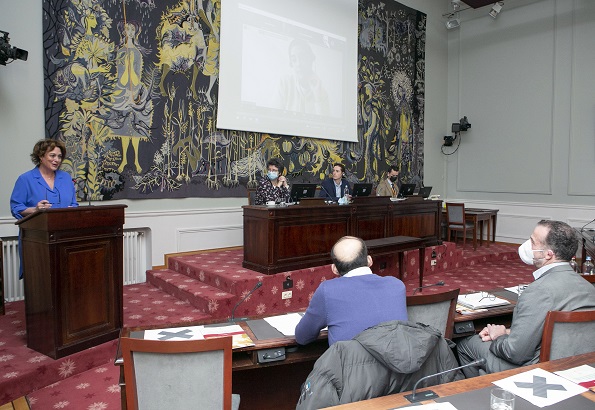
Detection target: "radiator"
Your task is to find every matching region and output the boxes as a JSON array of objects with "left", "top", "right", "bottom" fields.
[
  {"left": 2, "top": 230, "right": 148, "bottom": 302},
  {"left": 2, "top": 238, "right": 23, "bottom": 302}
]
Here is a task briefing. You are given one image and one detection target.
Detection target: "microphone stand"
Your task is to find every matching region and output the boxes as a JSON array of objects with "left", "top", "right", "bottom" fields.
[
  {"left": 229, "top": 282, "right": 262, "bottom": 322},
  {"left": 318, "top": 184, "right": 336, "bottom": 203},
  {"left": 404, "top": 358, "right": 486, "bottom": 402},
  {"left": 580, "top": 218, "right": 595, "bottom": 232},
  {"left": 412, "top": 281, "right": 445, "bottom": 295}
]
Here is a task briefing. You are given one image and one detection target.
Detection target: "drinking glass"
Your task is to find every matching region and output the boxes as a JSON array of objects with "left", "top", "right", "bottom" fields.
[{"left": 490, "top": 388, "right": 515, "bottom": 410}]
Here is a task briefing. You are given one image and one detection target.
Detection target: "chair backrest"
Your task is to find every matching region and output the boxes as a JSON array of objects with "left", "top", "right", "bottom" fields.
[
  {"left": 247, "top": 188, "right": 256, "bottom": 205},
  {"left": 406, "top": 288, "right": 460, "bottom": 340},
  {"left": 445, "top": 203, "right": 465, "bottom": 225},
  {"left": 581, "top": 275, "right": 595, "bottom": 286},
  {"left": 121, "top": 336, "right": 233, "bottom": 410},
  {"left": 540, "top": 310, "right": 595, "bottom": 362}
]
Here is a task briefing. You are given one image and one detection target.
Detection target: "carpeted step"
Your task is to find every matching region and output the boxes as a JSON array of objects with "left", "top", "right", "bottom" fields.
[{"left": 147, "top": 269, "right": 237, "bottom": 320}]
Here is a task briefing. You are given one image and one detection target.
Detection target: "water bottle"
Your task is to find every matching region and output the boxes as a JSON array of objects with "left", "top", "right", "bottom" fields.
[
  {"left": 344, "top": 185, "right": 349, "bottom": 198},
  {"left": 584, "top": 256, "right": 594, "bottom": 275},
  {"left": 569, "top": 256, "right": 579, "bottom": 273}
]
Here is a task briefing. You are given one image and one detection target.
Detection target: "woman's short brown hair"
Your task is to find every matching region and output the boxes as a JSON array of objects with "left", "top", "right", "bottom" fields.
[{"left": 30, "top": 139, "right": 67, "bottom": 166}]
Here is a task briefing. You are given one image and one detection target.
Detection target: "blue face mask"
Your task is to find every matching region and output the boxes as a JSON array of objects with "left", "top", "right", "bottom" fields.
[{"left": 267, "top": 171, "right": 278, "bottom": 180}]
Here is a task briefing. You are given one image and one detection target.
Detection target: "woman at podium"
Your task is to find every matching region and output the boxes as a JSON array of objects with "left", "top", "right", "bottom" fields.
[{"left": 10, "top": 139, "right": 78, "bottom": 277}]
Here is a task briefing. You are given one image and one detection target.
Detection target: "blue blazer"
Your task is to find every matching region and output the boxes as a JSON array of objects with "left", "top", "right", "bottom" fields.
[
  {"left": 319, "top": 178, "right": 350, "bottom": 201},
  {"left": 10, "top": 167, "right": 78, "bottom": 219}
]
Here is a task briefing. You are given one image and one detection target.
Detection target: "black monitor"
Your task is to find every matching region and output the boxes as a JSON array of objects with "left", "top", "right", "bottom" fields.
[
  {"left": 352, "top": 183, "right": 373, "bottom": 197},
  {"left": 398, "top": 183, "right": 416, "bottom": 198},
  {"left": 290, "top": 183, "right": 317, "bottom": 203}
]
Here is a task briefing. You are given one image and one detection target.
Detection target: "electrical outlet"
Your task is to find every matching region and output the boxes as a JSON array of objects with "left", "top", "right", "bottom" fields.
[
  {"left": 379, "top": 262, "right": 387, "bottom": 270},
  {"left": 282, "top": 291, "right": 292, "bottom": 299},
  {"left": 283, "top": 277, "right": 293, "bottom": 289},
  {"left": 431, "top": 260, "right": 437, "bottom": 266}
]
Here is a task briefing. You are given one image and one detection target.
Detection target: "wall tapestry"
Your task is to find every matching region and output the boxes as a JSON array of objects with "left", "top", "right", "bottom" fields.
[{"left": 42, "top": 0, "right": 426, "bottom": 200}]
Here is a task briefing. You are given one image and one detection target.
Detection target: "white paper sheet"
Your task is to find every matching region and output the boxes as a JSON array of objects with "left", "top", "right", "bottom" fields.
[
  {"left": 143, "top": 325, "right": 205, "bottom": 341},
  {"left": 392, "top": 403, "right": 458, "bottom": 410},
  {"left": 493, "top": 368, "right": 587, "bottom": 408},
  {"left": 457, "top": 292, "right": 511, "bottom": 309},
  {"left": 263, "top": 313, "right": 304, "bottom": 336}
]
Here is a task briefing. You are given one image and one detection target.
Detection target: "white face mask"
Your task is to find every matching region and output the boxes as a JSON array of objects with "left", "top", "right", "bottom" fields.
[
  {"left": 518, "top": 239, "right": 535, "bottom": 265},
  {"left": 267, "top": 171, "right": 278, "bottom": 180}
]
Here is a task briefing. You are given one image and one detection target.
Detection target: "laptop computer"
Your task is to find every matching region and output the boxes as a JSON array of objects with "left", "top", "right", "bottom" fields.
[
  {"left": 397, "top": 183, "right": 416, "bottom": 198},
  {"left": 418, "top": 186, "right": 432, "bottom": 199},
  {"left": 289, "top": 183, "right": 317, "bottom": 203},
  {"left": 352, "top": 183, "right": 373, "bottom": 197}
]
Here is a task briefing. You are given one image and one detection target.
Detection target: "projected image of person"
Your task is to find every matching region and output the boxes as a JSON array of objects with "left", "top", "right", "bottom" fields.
[{"left": 276, "top": 39, "right": 330, "bottom": 116}]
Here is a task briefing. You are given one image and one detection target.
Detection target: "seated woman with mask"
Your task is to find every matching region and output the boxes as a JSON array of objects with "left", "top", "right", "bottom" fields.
[{"left": 254, "top": 158, "right": 290, "bottom": 205}]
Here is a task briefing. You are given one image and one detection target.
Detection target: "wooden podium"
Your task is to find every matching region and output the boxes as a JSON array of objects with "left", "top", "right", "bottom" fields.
[{"left": 16, "top": 205, "right": 126, "bottom": 359}]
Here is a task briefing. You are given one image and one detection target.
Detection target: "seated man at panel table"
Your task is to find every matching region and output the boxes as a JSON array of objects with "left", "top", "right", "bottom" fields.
[
  {"left": 318, "top": 163, "right": 351, "bottom": 202},
  {"left": 375, "top": 164, "right": 400, "bottom": 198},
  {"left": 457, "top": 219, "right": 595, "bottom": 377},
  {"left": 295, "top": 236, "right": 408, "bottom": 346}
]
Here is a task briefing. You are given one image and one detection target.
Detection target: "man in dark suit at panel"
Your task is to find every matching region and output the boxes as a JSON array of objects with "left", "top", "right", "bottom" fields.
[{"left": 319, "top": 163, "right": 350, "bottom": 202}]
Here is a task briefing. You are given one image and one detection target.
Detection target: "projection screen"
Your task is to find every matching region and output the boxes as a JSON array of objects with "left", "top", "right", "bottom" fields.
[{"left": 217, "top": 0, "right": 358, "bottom": 142}]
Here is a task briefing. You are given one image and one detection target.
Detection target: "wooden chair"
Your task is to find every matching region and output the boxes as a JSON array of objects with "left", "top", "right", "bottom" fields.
[
  {"left": 539, "top": 310, "right": 595, "bottom": 362},
  {"left": 121, "top": 336, "right": 238, "bottom": 410},
  {"left": 406, "top": 288, "right": 460, "bottom": 340},
  {"left": 445, "top": 203, "right": 477, "bottom": 250},
  {"left": 247, "top": 187, "right": 256, "bottom": 205}
]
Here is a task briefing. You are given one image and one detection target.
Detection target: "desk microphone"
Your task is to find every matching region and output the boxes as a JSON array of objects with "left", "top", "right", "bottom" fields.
[
  {"left": 580, "top": 217, "right": 595, "bottom": 232},
  {"left": 229, "top": 281, "right": 262, "bottom": 322},
  {"left": 318, "top": 184, "right": 336, "bottom": 202},
  {"left": 412, "top": 281, "right": 445, "bottom": 295},
  {"left": 404, "top": 358, "right": 486, "bottom": 402}
]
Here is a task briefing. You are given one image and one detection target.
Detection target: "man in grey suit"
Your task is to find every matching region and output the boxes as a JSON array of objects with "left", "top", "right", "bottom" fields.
[{"left": 457, "top": 219, "right": 595, "bottom": 377}]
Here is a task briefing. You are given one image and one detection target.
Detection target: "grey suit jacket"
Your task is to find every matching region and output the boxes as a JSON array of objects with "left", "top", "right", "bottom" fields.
[{"left": 490, "top": 264, "right": 595, "bottom": 366}]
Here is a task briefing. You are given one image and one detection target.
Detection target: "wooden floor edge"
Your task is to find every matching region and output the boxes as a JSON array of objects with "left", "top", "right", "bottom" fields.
[
  {"left": 156, "top": 246, "right": 244, "bottom": 270},
  {"left": 0, "top": 396, "right": 31, "bottom": 410}
]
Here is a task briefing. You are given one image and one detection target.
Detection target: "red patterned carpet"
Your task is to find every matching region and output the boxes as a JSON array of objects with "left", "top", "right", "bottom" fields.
[{"left": 0, "top": 242, "right": 537, "bottom": 409}]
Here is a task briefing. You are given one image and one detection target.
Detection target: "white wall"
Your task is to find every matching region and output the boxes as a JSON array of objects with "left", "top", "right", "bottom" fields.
[{"left": 445, "top": 0, "right": 595, "bottom": 241}]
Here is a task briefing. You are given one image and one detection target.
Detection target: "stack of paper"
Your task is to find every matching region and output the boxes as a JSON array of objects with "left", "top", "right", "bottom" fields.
[
  {"left": 457, "top": 292, "right": 511, "bottom": 310},
  {"left": 142, "top": 324, "right": 255, "bottom": 349}
]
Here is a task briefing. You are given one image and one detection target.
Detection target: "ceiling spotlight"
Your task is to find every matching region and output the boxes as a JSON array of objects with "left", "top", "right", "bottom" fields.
[
  {"left": 446, "top": 17, "right": 461, "bottom": 30},
  {"left": 489, "top": 2, "right": 503, "bottom": 19}
]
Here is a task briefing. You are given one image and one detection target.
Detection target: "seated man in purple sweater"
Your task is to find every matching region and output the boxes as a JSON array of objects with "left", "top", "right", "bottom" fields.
[{"left": 295, "top": 236, "right": 408, "bottom": 346}]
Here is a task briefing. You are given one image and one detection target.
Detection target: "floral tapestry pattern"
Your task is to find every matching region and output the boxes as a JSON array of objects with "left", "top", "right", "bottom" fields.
[{"left": 42, "top": 0, "right": 425, "bottom": 200}]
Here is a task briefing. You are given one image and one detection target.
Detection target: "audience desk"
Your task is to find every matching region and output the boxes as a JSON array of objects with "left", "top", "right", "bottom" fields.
[
  {"left": 577, "top": 227, "right": 595, "bottom": 272},
  {"left": 116, "top": 289, "right": 520, "bottom": 409},
  {"left": 243, "top": 196, "right": 442, "bottom": 274},
  {"left": 325, "top": 351, "right": 595, "bottom": 409}
]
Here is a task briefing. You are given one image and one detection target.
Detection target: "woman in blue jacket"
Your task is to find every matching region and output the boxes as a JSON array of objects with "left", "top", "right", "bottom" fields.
[{"left": 10, "top": 139, "right": 78, "bottom": 277}]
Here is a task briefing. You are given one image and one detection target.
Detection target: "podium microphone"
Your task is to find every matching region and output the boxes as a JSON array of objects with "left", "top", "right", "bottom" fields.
[
  {"left": 412, "top": 280, "right": 445, "bottom": 295},
  {"left": 404, "top": 358, "right": 486, "bottom": 402},
  {"left": 229, "top": 281, "right": 262, "bottom": 322},
  {"left": 580, "top": 217, "right": 595, "bottom": 232}
]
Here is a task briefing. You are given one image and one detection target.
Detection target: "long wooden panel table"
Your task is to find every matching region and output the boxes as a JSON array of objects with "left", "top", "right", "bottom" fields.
[
  {"left": 243, "top": 196, "right": 443, "bottom": 274},
  {"left": 325, "top": 351, "right": 595, "bottom": 409}
]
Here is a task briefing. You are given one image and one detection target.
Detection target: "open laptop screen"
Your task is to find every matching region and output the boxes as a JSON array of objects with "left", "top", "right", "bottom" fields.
[
  {"left": 352, "top": 183, "right": 373, "bottom": 197},
  {"left": 289, "top": 183, "right": 317, "bottom": 203},
  {"left": 398, "top": 184, "right": 416, "bottom": 198}
]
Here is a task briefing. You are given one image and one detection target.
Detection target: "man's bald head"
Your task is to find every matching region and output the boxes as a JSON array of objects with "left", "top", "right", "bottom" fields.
[{"left": 330, "top": 236, "right": 370, "bottom": 276}]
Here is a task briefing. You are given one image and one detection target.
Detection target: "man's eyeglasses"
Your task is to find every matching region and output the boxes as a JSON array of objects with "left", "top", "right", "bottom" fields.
[{"left": 465, "top": 291, "right": 496, "bottom": 303}]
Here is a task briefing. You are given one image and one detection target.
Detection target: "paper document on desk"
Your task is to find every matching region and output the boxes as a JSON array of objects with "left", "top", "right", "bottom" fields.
[
  {"left": 457, "top": 292, "right": 511, "bottom": 310},
  {"left": 264, "top": 313, "right": 304, "bottom": 336},
  {"left": 493, "top": 367, "right": 587, "bottom": 408},
  {"left": 555, "top": 364, "right": 595, "bottom": 389},
  {"left": 392, "top": 403, "right": 458, "bottom": 409},
  {"left": 199, "top": 324, "right": 255, "bottom": 349},
  {"left": 143, "top": 326, "right": 205, "bottom": 341}
]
